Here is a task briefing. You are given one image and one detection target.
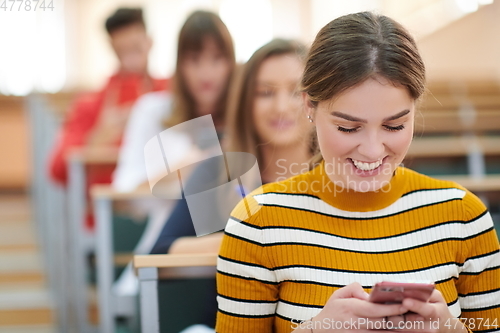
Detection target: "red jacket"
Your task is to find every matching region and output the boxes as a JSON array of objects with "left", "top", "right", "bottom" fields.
[{"left": 48, "top": 72, "right": 168, "bottom": 185}]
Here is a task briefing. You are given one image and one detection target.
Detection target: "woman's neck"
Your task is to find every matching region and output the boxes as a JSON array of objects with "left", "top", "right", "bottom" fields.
[
  {"left": 195, "top": 102, "right": 217, "bottom": 117},
  {"left": 260, "top": 142, "right": 311, "bottom": 183}
]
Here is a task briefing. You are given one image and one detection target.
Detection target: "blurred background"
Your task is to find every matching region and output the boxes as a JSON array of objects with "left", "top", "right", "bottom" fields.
[{"left": 0, "top": 0, "right": 499, "bottom": 332}]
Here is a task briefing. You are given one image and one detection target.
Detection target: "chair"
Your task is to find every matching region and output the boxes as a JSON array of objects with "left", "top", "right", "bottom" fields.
[
  {"left": 134, "top": 253, "right": 217, "bottom": 333},
  {"left": 67, "top": 147, "right": 119, "bottom": 333},
  {"left": 92, "top": 184, "right": 173, "bottom": 333}
]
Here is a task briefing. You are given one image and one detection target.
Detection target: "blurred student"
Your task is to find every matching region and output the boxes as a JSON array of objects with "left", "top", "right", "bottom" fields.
[
  {"left": 151, "top": 38, "right": 312, "bottom": 255},
  {"left": 147, "top": 39, "right": 313, "bottom": 333},
  {"left": 48, "top": 7, "right": 167, "bottom": 189},
  {"left": 110, "top": 9, "right": 235, "bottom": 303},
  {"left": 112, "top": 10, "right": 235, "bottom": 192}
]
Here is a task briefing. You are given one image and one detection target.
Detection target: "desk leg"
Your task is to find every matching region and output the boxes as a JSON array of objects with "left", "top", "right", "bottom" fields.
[
  {"left": 139, "top": 267, "right": 160, "bottom": 333},
  {"left": 95, "top": 197, "right": 115, "bottom": 333},
  {"left": 68, "top": 158, "right": 95, "bottom": 333}
]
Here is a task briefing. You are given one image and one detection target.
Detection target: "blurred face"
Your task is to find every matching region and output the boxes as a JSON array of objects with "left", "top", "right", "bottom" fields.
[
  {"left": 252, "top": 54, "right": 309, "bottom": 148},
  {"left": 307, "top": 77, "right": 415, "bottom": 192},
  {"left": 181, "top": 38, "right": 231, "bottom": 113},
  {"left": 109, "top": 23, "right": 151, "bottom": 74}
]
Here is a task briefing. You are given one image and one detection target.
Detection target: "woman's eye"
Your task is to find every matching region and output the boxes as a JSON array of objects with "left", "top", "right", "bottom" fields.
[
  {"left": 337, "top": 126, "right": 358, "bottom": 133},
  {"left": 384, "top": 124, "right": 405, "bottom": 132},
  {"left": 257, "top": 90, "right": 273, "bottom": 97}
]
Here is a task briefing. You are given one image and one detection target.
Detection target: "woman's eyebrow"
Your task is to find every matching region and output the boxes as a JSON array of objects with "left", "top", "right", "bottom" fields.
[
  {"left": 383, "top": 109, "right": 410, "bottom": 121},
  {"left": 331, "top": 109, "right": 410, "bottom": 122},
  {"left": 331, "top": 111, "right": 367, "bottom": 123}
]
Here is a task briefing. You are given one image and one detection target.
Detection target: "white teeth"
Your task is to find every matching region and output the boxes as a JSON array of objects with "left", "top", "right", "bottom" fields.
[{"left": 352, "top": 159, "right": 383, "bottom": 171}]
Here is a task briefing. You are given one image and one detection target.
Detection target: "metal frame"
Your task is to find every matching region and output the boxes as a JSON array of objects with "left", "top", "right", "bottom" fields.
[
  {"left": 67, "top": 153, "right": 98, "bottom": 333},
  {"left": 26, "top": 93, "right": 72, "bottom": 333},
  {"left": 138, "top": 267, "right": 160, "bottom": 333},
  {"left": 93, "top": 185, "right": 172, "bottom": 333}
]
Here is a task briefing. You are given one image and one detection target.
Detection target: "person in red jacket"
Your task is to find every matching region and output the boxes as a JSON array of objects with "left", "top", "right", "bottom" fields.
[
  {"left": 48, "top": 8, "right": 167, "bottom": 229},
  {"left": 49, "top": 7, "right": 167, "bottom": 186}
]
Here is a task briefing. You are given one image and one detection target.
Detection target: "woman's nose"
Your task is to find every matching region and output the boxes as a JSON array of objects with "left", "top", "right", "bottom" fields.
[
  {"left": 274, "top": 90, "right": 289, "bottom": 113},
  {"left": 357, "top": 131, "right": 386, "bottom": 160}
]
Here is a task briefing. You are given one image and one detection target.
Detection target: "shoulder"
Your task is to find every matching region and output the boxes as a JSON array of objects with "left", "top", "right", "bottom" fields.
[
  {"left": 128, "top": 91, "right": 172, "bottom": 122},
  {"left": 134, "top": 91, "right": 171, "bottom": 111},
  {"left": 228, "top": 169, "right": 314, "bottom": 228},
  {"left": 399, "top": 167, "right": 487, "bottom": 219}
]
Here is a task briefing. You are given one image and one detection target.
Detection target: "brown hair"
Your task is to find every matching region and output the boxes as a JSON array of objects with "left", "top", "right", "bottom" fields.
[
  {"left": 224, "top": 38, "right": 308, "bottom": 167},
  {"left": 166, "top": 11, "right": 235, "bottom": 128},
  {"left": 105, "top": 8, "right": 145, "bottom": 35},
  {"left": 301, "top": 12, "right": 426, "bottom": 165}
]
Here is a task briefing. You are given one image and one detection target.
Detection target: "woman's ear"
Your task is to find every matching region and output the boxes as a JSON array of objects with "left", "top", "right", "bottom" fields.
[{"left": 302, "top": 92, "right": 314, "bottom": 122}]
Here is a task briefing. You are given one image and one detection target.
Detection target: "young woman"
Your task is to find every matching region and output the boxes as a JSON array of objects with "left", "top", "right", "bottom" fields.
[
  {"left": 151, "top": 37, "right": 312, "bottom": 255},
  {"left": 149, "top": 38, "right": 312, "bottom": 332},
  {"left": 112, "top": 10, "right": 235, "bottom": 191},
  {"left": 216, "top": 12, "right": 500, "bottom": 333},
  {"left": 152, "top": 39, "right": 312, "bottom": 253},
  {"left": 108, "top": 9, "right": 234, "bottom": 318}
]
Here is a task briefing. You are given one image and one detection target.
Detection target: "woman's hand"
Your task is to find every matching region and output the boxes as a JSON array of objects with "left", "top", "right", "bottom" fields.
[
  {"left": 293, "top": 282, "right": 408, "bottom": 332},
  {"left": 384, "top": 289, "right": 468, "bottom": 333}
]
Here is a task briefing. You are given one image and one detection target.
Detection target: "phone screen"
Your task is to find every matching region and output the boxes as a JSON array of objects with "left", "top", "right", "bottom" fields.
[{"left": 370, "top": 281, "right": 435, "bottom": 304}]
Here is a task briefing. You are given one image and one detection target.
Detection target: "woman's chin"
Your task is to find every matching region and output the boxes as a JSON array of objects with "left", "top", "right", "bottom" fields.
[{"left": 343, "top": 173, "right": 394, "bottom": 193}]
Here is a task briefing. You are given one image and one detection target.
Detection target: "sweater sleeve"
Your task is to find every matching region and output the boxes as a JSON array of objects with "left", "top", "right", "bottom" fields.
[
  {"left": 216, "top": 193, "right": 278, "bottom": 333},
  {"left": 457, "top": 190, "right": 500, "bottom": 333}
]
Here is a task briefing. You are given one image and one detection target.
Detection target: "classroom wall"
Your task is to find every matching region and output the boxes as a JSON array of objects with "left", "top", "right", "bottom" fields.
[
  {"left": 0, "top": 99, "right": 30, "bottom": 190},
  {"left": 418, "top": 0, "right": 500, "bottom": 82}
]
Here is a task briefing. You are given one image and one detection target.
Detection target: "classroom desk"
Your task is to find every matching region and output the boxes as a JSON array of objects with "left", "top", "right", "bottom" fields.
[{"left": 133, "top": 253, "right": 217, "bottom": 333}]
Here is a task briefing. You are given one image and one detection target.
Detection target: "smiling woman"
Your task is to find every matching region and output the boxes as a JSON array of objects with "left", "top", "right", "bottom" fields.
[
  {"left": 215, "top": 11, "right": 500, "bottom": 333},
  {"left": 310, "top": 77, "right": 415, "bottom": 192}
]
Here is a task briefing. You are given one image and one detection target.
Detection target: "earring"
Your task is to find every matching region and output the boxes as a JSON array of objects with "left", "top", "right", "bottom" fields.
[{"left": 307, "top": 115, "right": 313, "bottom": 123}]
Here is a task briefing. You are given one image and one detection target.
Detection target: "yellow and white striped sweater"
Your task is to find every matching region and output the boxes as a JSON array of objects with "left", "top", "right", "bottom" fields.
[{"left": 216, "top": 162, "right": 500, "bottom": 333}]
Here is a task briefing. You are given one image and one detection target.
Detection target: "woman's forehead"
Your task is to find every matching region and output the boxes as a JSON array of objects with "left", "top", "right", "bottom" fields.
[{"left": 318, "top": 78, "right": 415, "bottom": 118}]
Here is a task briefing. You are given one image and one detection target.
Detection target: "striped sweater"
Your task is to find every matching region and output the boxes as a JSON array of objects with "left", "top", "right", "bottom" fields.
[{"left": 216, "top": 162, "right": 500, "bottom": 333}]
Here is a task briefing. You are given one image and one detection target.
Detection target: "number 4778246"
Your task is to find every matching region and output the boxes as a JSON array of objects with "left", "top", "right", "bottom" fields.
[{"left": 1, "top": 0, "right": 54, "bottom": 11}]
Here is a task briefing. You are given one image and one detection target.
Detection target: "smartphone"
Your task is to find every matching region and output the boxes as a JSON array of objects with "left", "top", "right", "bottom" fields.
[{"left": 369, "top": 281, "right": 435, "bottom": 304}]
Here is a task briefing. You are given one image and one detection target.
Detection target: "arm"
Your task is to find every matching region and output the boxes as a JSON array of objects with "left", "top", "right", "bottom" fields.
[
  {"left": 48, "top": 93, "right": 101, "bottom": 184},
  {"left": 150, "top": 198, "right": 197, "bottom": 254},
  {"left": 149, "top": 196, "right": 223, "bottom": 255},
  {"left": 112, "top": 92, "right": 169, "bottom": 192},
  {"left": 401, "top": 191, "right": 500, "bottom": 333},
  {"left": 87, "top": 74, "right": 164, "bottom": 148},
  {"left": 216, "top": 198, "right": 278, "bottom": 333},
  {"left": 456, "top": 193, "right": 500, "bottom": 333},
  {"left": 149, "top": 158, "right": 225, "bottom": 254}
]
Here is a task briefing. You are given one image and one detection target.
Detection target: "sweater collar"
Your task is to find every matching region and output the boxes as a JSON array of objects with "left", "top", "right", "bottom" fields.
[{"left": 306, "top": 161, "right": 408, "bottom": 212}]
